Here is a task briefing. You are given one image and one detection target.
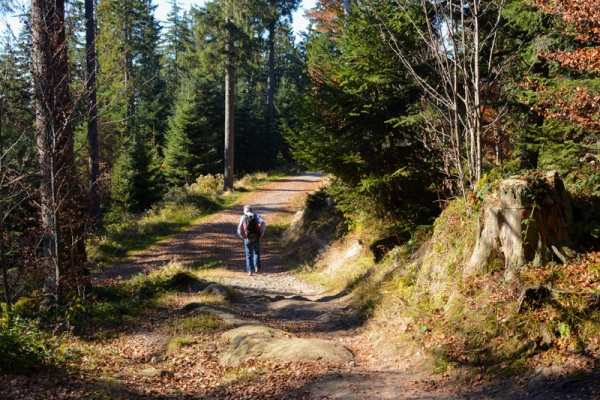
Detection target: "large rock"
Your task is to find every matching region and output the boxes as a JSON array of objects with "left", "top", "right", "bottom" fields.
[
  {"left": 467, "top": 171, "right": 576, "bottom": 279},
  {"left": 220, "top": 325, "right": 354, "bottom": 366}
]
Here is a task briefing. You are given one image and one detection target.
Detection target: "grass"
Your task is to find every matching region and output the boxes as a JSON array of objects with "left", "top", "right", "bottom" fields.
[
  {"left": 167, "top": 335, "right": 195, "bottom": 354},
  {"left": 57, "top": 260, "right": 223, "bottom": 338},
  {"left": 89, "top": 172, "right": 277, "bottom": 265},
  {"left": 222, "top": 365, "right": 266, "bottom": 385},
  {"left": 163, "top": 313, "right": 225, "bottom": 335}
]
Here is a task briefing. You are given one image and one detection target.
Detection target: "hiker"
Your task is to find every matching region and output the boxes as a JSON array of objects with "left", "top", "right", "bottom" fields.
[{"left": 237, "top": 205, "right": 266, "bottom": 275}]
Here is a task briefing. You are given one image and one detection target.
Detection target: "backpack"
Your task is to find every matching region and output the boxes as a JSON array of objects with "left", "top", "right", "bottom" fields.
[{"left": 243, "top": 214, "right": 261, "bottom": 242}]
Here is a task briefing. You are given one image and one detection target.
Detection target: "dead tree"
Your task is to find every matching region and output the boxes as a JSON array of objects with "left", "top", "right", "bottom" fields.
[
  {"left": 372, "top": 0, "right": 510, "bottom": 196},
  {"left": 32, "top": 0, "right": 89, "bottom": 308}
]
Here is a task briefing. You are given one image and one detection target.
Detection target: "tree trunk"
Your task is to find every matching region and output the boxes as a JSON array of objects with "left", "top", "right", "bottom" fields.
[
  {"left": 223, "top": 31, "right": 235, "bottom": 191},
  {"left": 32, "top": 0, "right": 88, "bottom": 308},
  {"left": 467, "top": 171, "right": 576, "bottom": 279},
  {"left": 86, "top": 0, "right": 102, "bottom": 229},
  {"left": 267, "top": 19, "right": 275, "bottom": 137},
  {"left": 0, "top": 111, "right": 9, "bottom": 311}
]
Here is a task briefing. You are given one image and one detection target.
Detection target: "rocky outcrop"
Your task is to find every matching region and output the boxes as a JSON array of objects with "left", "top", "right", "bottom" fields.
[
  {"left": 220, "top": 325, "right": 354, "bottom": 366},
  {"left": 467, "top": 171, "right": 576, "bottom": 279},
  {"left": 181, "top": 302, "right": 355, "bottom": 367}
]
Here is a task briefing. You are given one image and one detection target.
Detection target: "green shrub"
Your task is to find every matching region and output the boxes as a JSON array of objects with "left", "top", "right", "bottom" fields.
[
  {"left": 565, "top": 154, "right": 600, "bottom": 244},
  {"left": 0, "top": 315, "right": 59, "bottom": 372}
]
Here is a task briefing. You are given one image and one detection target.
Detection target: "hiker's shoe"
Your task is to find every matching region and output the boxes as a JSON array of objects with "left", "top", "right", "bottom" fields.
[
  {"left": 254, "top": 267, "right": 259, "bottom": 273},
  {"left": 248, "top": 271, "right": 252, "bottom": 276}
]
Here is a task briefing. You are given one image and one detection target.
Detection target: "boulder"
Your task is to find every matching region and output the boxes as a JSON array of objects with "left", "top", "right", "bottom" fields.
[
  {"left": 200, "top": 283, "right": 230, "bottom": 298},
  {"left": 220, "top": 325, "right": 354, "bottom": 366}
]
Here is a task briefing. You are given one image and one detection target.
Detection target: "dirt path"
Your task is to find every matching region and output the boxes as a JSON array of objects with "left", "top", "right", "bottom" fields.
[
  {"left": 87, "top": 173, "right": 530, "bottom": 399},
  {"left": 94, "top": 173, "right": 325, "bottom": 285},
  {"left": 90, "top": 172, "right": 464, "bottom": 399}
]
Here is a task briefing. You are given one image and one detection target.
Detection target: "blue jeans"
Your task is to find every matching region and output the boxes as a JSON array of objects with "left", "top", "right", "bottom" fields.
[{"left": 244, "top": 240, "right": 261, "bottom": 272}]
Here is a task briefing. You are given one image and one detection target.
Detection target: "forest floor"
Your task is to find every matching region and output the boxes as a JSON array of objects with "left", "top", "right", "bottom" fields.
[{"left": 2, "top": 172, "right": 599, "bottom": 399}]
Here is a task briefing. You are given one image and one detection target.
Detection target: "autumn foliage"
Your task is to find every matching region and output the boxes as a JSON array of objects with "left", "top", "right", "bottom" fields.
[{"left": 534, "top": 0, "right": 600, "bottom": 131}]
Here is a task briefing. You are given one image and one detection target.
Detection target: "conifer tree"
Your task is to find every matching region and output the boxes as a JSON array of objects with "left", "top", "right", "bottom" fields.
[
  {"left": 161, "top": 0, "right": 194, "bottom": 98},
  {"left": 0, "top": 32, "right": 36, "bottom": 311},
  {"left": 259, "top": 0, "right": 301, "bottom": 141},
  {"left": 163, "top": 76, "right": 222, "bottom": 186},
  {"left": 97, "top": 0, "right": 168, "bottom": 213},
  {"left": 288, "top": 1, "right": 441, "bottom": 228},
  {"left": 194, "top": 0, "right": 262, "bottom": 190},
  {"left": 110, "top": 135, "right": 163, "bottom": 214},
  {"left": 32, "top": 0, "right": 89, "bottom": 307}
]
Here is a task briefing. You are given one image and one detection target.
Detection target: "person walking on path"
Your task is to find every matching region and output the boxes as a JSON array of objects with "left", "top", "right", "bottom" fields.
[{"left": 237, "top": 205, "right": 266, "bottom": 275}]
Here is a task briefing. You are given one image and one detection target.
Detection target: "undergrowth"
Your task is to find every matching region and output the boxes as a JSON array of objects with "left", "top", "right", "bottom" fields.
[
  {"left": 297, "top": 181, "right": 600, "bottom": 380},
  {"left": 0, "top": 315, "right": 63, "bottom": 373},
  {"left": 365, "top": 194, "right": 600, "bottom": 379},
  {"left": 0, "top": 170, "right": 279, "bottom": 376},
  {"left": 67, "top": 262, "right": 217, "bottom": 338}
]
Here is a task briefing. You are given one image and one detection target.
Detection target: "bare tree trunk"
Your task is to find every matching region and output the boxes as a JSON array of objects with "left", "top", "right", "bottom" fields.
[
  {"left": 0, "top": 105, "right": 9, "bottom": 312},
  {"left": 372, "top": 0, "right": 505, "bottom": 195},
  {"left": 32, "top": 0, "right": 87, "bottom": 308},
  {"left": 267, "top": 19, "right": 275, "bottom": 136},
  {"left": 86, "top": 0, "right": 101, "bottom": 229},
  {"left": 224, "top": 26, "right": 235, "bottom": 191}
]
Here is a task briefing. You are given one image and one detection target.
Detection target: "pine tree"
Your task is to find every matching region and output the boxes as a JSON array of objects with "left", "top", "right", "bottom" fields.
[
  {"left": 194, "top": 0, "right": 262, "bottom": 190},
  {"left": 163, "top": 76, "right": 223, "bottom": 186},
  {"left": 161, "top": 0, "right": 195, "bottom": 98},
  {"left": 97, "top": 0, "right": 168, "bottom": 213}
]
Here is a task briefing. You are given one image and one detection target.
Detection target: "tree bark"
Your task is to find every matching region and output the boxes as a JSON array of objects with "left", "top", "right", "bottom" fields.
[
  {"left": 224, "top": 25, "right": 235, "bottom": 191},
  {"left": 86, "top": 0, "right": 102, "bottom": 229},
  {"left": 267, "top": 19, "right": 275, "bottom": 136},
  {"left": 32, "top": 0, "right": 88, "bottom": 307},
  {"left": 467, "top": 171, "right": 576, "bottom": 279},
  {"left": 0, "top": 110, "right": 9, "bottom": 311}
]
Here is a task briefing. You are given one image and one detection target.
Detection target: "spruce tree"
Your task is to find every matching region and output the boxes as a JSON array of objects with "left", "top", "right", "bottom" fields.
[
  {"left": 194, "top": 0, "right": 262, "bottom": 190},
  {"left": 163, "top": 76, "right": 223, "bottom": 186},
  {"left": 287, "top": 1, "right": 441, "bottom": 228},
  {"left": 161, "top": 0, "right": 195, "bottom": 99},
  {"left": 110, "top": 135, "right": 163, "bottom": 215},
  {"left": 97, "top": 0, "right": 168, "bottom": 213}
]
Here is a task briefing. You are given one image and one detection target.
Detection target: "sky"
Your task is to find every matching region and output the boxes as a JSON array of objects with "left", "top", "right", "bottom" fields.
[
  {"left": 154, "top": 0, "right": 317, "bottom": 40},
  {"left": 1, "top": 0, "right": 317, "bottom": 41}
]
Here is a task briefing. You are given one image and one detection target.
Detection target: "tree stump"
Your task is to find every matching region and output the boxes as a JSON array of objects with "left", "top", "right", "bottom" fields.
[{"left": 466, "top": 171, "right": 576, "bottom": 279}]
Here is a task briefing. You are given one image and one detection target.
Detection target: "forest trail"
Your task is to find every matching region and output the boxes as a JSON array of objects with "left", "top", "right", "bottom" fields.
[
  {"left": 88, "top": 172, "right": 465, "bottom": 399},
  {"left": 66, "top": 172, "right": 590, "bottom": 399},
  {"left": 3, "top": 173, "right": 591, "bottom": 398},
  {"left": 93, "top": 172, "right": 326, "bottom": 285}
]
